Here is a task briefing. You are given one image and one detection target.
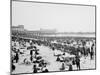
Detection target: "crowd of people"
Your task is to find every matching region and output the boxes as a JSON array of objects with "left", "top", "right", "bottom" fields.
[
  {"left": 11, "top": 35, "right": 95, "bottom": 74},
  {"left": 11, "top": 36, "right": 49, "bottom": 73}
]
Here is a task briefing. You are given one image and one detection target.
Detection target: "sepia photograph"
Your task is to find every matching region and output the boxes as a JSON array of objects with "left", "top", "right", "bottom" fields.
[{"left": 11, "top": 0, "right": 96, "bottom": 74}]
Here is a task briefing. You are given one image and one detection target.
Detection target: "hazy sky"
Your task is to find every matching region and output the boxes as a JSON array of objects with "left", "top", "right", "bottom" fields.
[{"left": 12, "top": 1, "right": 95, "bottom": 32}]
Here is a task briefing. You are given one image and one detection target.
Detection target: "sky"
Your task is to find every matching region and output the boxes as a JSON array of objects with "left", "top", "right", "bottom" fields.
[{"left": 12, "top": 1, "right": 95, "bottom": 32}]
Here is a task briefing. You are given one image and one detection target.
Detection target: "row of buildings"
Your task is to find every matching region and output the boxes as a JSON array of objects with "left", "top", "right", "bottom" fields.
[
  {"left": 11, "top": 25, "right": 95, "bottom": 39},
  {"left": 11, "top": 25, "right": 57, "bottom": 36}
]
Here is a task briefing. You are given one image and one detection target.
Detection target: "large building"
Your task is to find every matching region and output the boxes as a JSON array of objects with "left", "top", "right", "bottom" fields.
[
  {"left": 11, "top": 25, "right": 57, "bottom": 37},
  {"left": 12, "top": 25, "right": 25, "bottom": 31}
]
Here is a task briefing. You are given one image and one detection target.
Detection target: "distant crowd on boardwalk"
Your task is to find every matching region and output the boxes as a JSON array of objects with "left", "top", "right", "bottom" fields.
[{"left": 11, "top": 35, "right": 95, "bottom": 73}]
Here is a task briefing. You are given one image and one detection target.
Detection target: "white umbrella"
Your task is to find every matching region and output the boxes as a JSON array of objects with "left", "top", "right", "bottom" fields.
[{"left": 54, "top": 50, "right": 63, "bottom": 55}]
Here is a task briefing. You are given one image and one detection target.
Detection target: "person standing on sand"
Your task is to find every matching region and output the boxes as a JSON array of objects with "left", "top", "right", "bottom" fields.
[
  {"left": 33, "top": 65, "right": 38, "bottom": 73},
  {"left": 68, "top": 64, "right": 73, "bottom": 71},
  {"left": 15, "top": 52, "right": 19, "bottom": 63},
  {"left": 75, "top": 56, "right": 80, "bottom": 70}
]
